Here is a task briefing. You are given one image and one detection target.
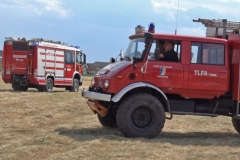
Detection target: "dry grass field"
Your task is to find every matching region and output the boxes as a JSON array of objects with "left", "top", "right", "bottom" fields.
[{"left": 0, "top": 74, "right": 240, "bottom": 160}]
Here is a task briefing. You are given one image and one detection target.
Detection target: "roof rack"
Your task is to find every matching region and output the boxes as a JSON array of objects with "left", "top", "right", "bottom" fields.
[
  {"left": 31, "top": 38, "right": 68, "bottom": 46},
  {"left": 193, "top": 18, "right": 240, "bottom": 39},
  {"left": 193, "top": 18, "right": 240, "bottom": 30},
  {"left": 5, "top": 37, "right": 27, "bottom": 41}
]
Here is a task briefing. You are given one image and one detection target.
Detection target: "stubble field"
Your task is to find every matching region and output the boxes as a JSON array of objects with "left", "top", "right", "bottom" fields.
[{"left": 0, "top": 74, "right": 240, "bottom": 160}]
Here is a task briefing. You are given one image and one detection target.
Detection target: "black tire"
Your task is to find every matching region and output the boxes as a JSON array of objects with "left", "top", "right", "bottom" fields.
[
  {"left": 232, "top": 117, "right": 240, "bottom": 133},
  {"left": 19, "top": 86, "right": 28, "bottom": 91},
  {"left": 12, "top": 82, "right": 20, "bottom": 91},
  {"left": 65, "top": 86, "right": 71, "bottom": 91},
  {"left": 12, "top": 82, "right": 28, "bottom": 91},
  {"left": 116, "top": 93, "right": 165, "bottom": 139},
  {"left": 38, "top": 88, "right": 43, "bottom": 92},
  {"left": 70, "top": 79, "right": 79, "bottom": 92},
  {"left": 97, "top": 113, "right": 117, "bottom": 128},
  {"left": 45, "top": 78, "right": 53, "bottom": 92}
]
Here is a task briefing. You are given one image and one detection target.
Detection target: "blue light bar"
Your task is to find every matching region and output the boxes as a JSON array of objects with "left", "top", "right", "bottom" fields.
[
  {"left": 135, "top": 25, "right": 145, "bottom": 34},
  {"left": 148, "top": 22, "right": 155, "bottom": 33},
  {"left": 75, "top": 46, "right": 80, "bottom": 49}
]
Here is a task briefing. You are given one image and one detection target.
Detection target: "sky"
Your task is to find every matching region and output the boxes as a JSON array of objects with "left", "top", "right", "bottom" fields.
[{"left": 1, "top": 0, "right": 240, "bottom": 63}]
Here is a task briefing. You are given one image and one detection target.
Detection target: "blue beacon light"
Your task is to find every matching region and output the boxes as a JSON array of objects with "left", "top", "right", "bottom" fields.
[
  {"left": 75, "top": 46, "right": 80, "bottom": 49},
  {"left": 135, "top": 25, "right": 145, "bottom": 34},
  {"left": 148, "top": 22, "right": 155, "bottom": 33}
]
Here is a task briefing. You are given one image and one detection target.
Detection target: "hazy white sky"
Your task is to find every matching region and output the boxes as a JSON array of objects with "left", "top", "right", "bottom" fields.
[{"left": 1, "top": 0, "right": 240, "bottom": 62}]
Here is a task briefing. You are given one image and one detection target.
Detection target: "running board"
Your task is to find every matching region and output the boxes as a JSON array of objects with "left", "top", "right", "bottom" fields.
[{"left": 171, "top": 111, "right": 219, "bottom": 117}]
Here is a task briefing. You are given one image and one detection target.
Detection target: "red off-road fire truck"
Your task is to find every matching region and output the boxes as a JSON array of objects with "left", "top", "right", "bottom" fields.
[
  {"left": 2, "top": 37, "right": 86, "bottom": 92},
  {"left": 82, "top": 18, "right": 240, "bottom": 138}
]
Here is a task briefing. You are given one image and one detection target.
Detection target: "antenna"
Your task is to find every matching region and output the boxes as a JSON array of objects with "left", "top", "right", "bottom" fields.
[{"left": 175, "top": 0, "right": 180, "bottom": 35}]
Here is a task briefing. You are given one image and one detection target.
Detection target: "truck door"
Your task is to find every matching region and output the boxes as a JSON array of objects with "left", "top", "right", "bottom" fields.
[
  {"left": 188, "top": 42, "right": 229, "bottom": 91},
  {"left": 64, "top": 50, "right": 75, "bottom": 85},
  {"left": 143, "top": 40, "right": 183, "bottom": 89}
]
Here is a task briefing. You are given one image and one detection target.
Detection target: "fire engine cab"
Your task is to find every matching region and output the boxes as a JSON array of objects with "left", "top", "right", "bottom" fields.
[
  {"left": 82, "top": 18, "right": 240, "bottom": 139},
  {"left": 2, "top": 37, "right": 86, "bottom": 92}
]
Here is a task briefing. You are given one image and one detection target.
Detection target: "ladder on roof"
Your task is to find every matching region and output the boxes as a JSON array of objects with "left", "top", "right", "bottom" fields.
[
  {"left": 193, "top": 18, "right": 240, "bottom": 39},
  {"left": 5, "top": 37, "right": 27, "bottom": 41},
  {"left": 31, "top": 38, "right": 68, "bottom": 46}
]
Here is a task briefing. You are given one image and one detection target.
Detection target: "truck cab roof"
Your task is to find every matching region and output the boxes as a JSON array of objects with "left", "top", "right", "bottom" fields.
[{"left": 129, "top": 32, "right": 228, "bottom": 44}]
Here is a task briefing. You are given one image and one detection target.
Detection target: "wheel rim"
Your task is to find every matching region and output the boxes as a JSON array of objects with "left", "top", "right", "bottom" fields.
[
  {"left": 131, "top": 106, "right": 153, "bottom": 128},
  {"left": 47, "top": 80, "right": 52, "bottom": 91},
  {"left": 74, "top": 81, "right": 79, "bottom": 91}
]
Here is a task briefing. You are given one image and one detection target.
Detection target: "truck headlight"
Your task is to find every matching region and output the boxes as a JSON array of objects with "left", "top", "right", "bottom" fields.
[
  {"left": 104, "top": 79, "right": 109, "bottom": 89},
  {"left": 91, "top": 78, "right": 95, "bottom": 86}
]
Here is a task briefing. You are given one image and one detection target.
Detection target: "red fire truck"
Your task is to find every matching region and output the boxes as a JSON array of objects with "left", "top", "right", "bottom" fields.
[
  {"left": 82, "top": 18, "right": 240, "bottom": 138},
  {"left": 2, "top": 37, "right": 86, "bottom": 92}
]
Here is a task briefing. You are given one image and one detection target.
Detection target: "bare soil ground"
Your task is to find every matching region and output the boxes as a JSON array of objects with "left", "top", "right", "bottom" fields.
[{"left": 0, "top": 75, "right": 240, "bottom": 160}]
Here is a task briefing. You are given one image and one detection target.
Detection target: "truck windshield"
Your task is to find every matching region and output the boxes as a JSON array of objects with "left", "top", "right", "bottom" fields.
[
  {"left": 124, "top": 38, "right": 145, "bottom": 59},
  {"left": 77, "top": 53, "right": 82, "bottom": 64}
]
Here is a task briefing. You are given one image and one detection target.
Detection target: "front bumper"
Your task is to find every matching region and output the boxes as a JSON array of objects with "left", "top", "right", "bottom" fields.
[{"left": 81, "top": 89, "right": 111, "bottom": 101}]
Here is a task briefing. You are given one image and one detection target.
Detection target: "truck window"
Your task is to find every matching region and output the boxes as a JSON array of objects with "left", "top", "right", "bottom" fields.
[
  {"left": 148, "top": 40, "right": 156, "bottom": 60},
  {"left": 191, "top": 42, "right": 224, "bottom": 65},
  {"left": 125, "top": 38, "right": 145, "bottom": 59},
  {"left": 191, "top": 42, "right": 201, "bottom": 63},
  {"left": 149, "top": 39, "right": 181, "bottom": 62},
  {"left": 12, "top": 41, "right": 27, "bottom": 51},
  {"left": 77, "top": 53, "right": 82, "bottom": 64},
  {"left": 174, "top": 42, "right": 181, "bottom": 61},
  {"left": 64, "top": 51, "right": 75, "bottom": 64}
]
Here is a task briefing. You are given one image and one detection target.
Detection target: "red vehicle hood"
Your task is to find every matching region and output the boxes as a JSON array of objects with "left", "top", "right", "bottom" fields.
[{"left": 96, "top": 60, "right": 132, "bottom": 77}]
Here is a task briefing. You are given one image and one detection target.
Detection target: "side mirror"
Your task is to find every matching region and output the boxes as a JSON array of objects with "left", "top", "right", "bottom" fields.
[
  {"left": 83, "top": 53, "right": 86, "bottom": 64},
  {"left": 110, "top": 57, "right": 116, "bottom": 63},
  {"left": 120, "top": 49, "right": 124, "bottom": 60}
]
